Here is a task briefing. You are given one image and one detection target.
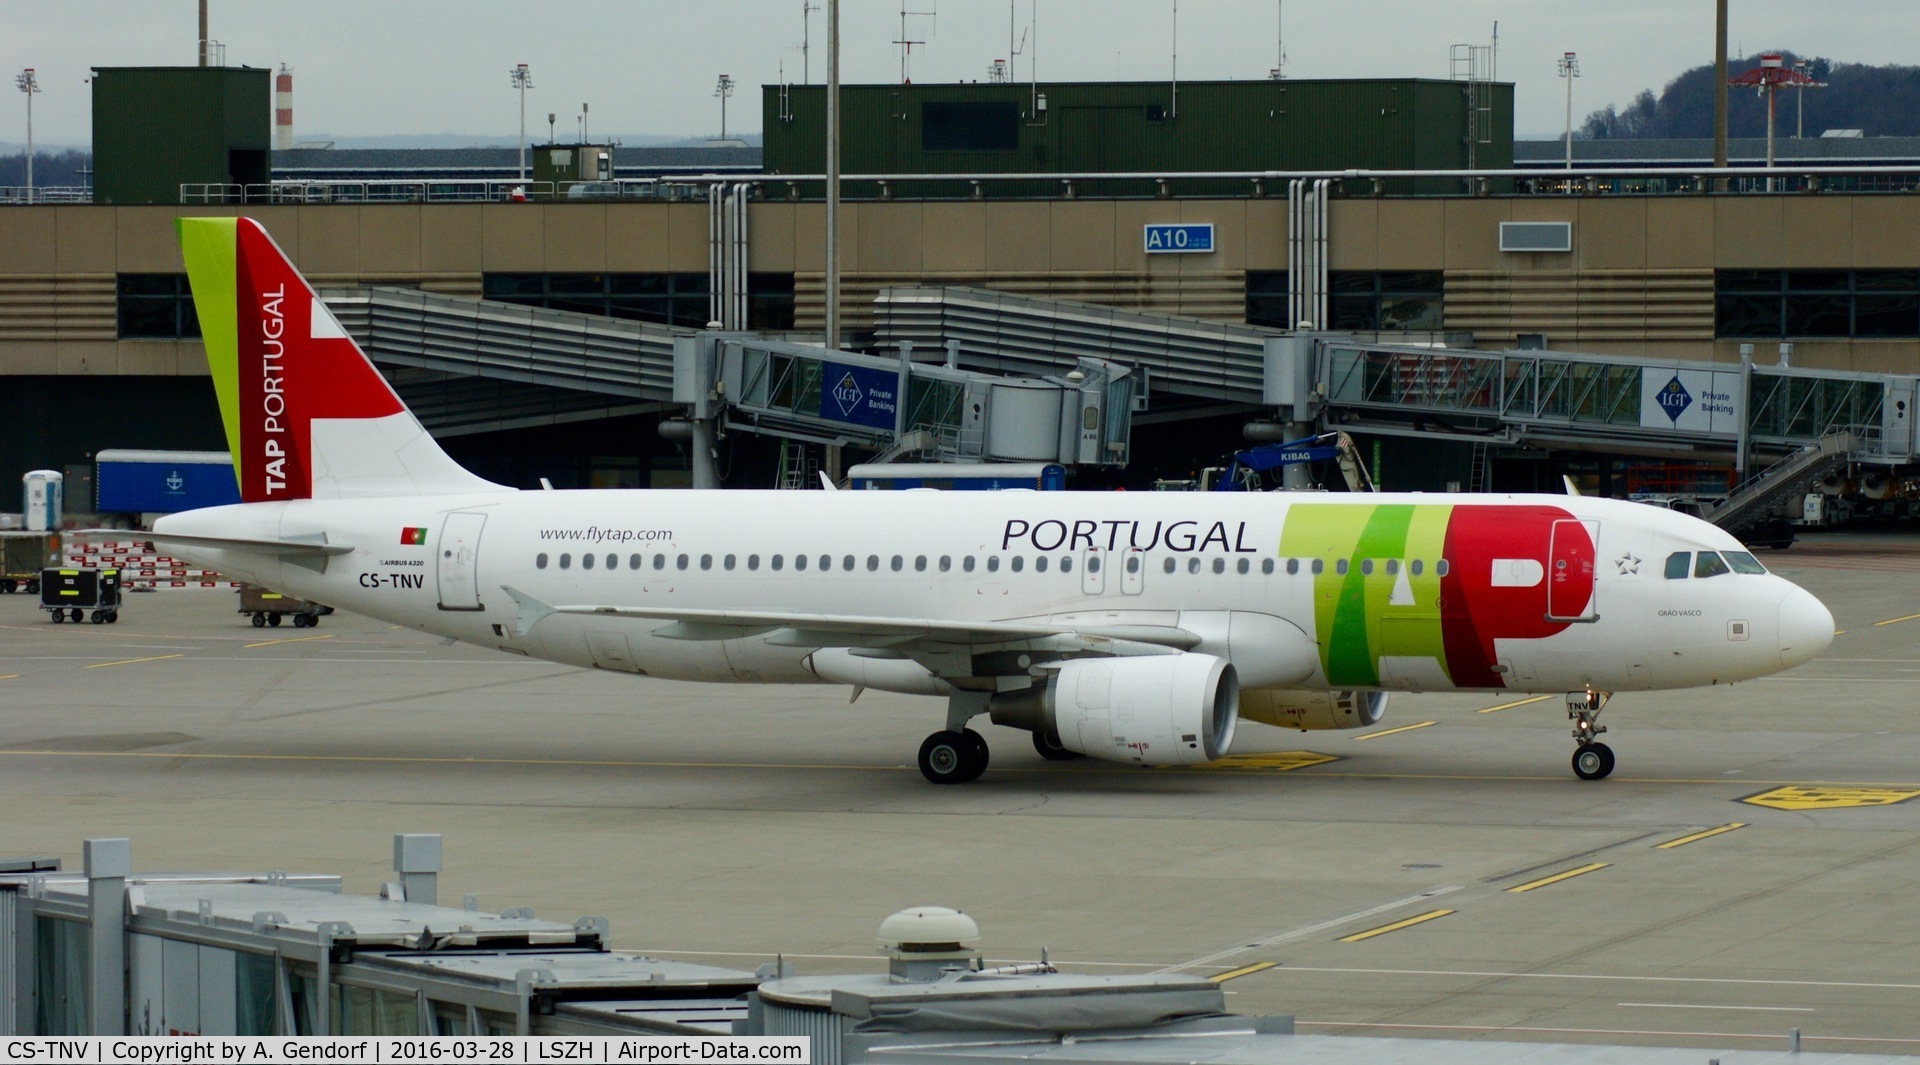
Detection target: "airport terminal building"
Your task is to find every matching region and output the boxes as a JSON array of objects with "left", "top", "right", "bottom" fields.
[{"left": 6, "top": 67, "right": 1920, "bottom": 506}]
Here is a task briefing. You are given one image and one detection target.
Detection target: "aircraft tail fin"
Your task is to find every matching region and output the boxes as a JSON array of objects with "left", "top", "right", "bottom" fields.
[{"left": 176, "top": 216, "right": 506, "bottom": 502}]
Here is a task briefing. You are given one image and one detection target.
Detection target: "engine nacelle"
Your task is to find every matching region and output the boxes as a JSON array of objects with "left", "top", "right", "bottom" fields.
[
  {"left": 1238, "top": 687, "right": 1388, "bottom": 731},
  {"left": 994, "top": 653, "right": 1238, "bottom": 766}
]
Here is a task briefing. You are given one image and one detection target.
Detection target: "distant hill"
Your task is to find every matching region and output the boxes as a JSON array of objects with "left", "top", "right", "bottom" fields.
[
  {"left": 1581, "top": 54, "right": 1920, "bottom": 139},
  {"left": 0, "top": 148, "right": 92, "bottom": 187}
]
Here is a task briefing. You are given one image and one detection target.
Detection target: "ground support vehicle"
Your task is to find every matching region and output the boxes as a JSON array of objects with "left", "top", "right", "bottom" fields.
[
  {"left": 239, "top": 583, "right": 332, "bottom": 628},
  {"left": 40, "top": 567, "right": 122, "bottom": 623},
  {"left": 1, "top": 532, "right": 59, "bottom": 594}
]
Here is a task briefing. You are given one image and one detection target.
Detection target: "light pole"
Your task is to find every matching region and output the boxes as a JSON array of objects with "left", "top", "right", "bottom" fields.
[
  {"left": 16, "top": 68, "right": 39, "bottom": 203},
  {"left": 1794, "top": 59, "right": 1807, "bottom": 138},
  {"left": 509, "top": 63, "right": 533, "bottom": 181},
  {"left": 714, "top": 74, "right": 735, "bottom": 140},
  {"left": 1556, "top": 52, "right": 1579, "bottom": 170}
]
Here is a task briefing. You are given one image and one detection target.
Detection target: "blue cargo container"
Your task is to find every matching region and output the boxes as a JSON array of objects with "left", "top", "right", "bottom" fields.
[{"left": 95, "top": 450, "right": 240, "bottom": 514}]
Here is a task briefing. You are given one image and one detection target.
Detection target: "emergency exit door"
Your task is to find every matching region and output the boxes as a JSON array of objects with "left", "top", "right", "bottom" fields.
[
  {"left": 1546, "top": 519, "right": 1598, "bottom": 621},
  {"left": 436, "top": 512, "right": 486, "bottom": 611}
]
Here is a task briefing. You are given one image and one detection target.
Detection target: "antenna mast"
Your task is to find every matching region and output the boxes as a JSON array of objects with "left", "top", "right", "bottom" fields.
[{"left": 894, "top": 0, "right": 936, "bottom": 84}]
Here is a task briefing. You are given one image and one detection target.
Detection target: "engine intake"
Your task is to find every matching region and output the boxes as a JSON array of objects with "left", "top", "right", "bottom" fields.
[
  {"left": 992, "top": 653, "right": 1239, "bottom": 766},
  {"left": 1239, "top": 688, "right": 1388, "bottom": 731}
]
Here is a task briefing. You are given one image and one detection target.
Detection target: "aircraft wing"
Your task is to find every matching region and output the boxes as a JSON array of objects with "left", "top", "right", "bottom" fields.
[{"left": 498, "top": 587, "right": 1200, "bottom": 656}]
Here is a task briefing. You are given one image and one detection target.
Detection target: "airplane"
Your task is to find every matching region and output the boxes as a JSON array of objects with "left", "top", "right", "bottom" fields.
[{"left": 148, "top": 217, "right": 1836, "bottom": 785}]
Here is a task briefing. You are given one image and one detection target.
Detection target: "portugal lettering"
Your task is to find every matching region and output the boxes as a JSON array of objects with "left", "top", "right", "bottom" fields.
[
  {"left": 259, "top": 282, "right": 287, "bottom": 494},
  {"left": 1001, "top": 518, "right": 1257, "bottom": 554}
]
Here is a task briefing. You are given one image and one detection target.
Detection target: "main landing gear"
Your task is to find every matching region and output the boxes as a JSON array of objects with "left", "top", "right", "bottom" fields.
[
  {"left": 918, "top": 728, "right": 989, "bottom": 784},
  {"left": 1568, "top": 689, "right": 1615, "bottom": 780}
]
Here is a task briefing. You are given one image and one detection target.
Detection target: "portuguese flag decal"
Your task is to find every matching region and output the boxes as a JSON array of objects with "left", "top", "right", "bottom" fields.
[{"left": 401, "top": 527, "right": 429, "bottom": 545}]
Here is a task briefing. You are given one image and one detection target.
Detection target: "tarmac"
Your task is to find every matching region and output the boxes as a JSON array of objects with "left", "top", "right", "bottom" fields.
[{"left": 2, "top": 528, "right": 1917, "bottom": 1055}]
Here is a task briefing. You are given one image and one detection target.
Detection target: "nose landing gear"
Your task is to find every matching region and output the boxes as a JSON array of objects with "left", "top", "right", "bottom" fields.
[{"left": 1568, "top": 689, "right": 1614, "bottom": 780}]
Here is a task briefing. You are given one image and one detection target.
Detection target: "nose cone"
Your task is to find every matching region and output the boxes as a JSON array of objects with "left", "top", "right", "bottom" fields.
[{"left": 1778, "top": 585, "right": 1835, "bottom": 669}]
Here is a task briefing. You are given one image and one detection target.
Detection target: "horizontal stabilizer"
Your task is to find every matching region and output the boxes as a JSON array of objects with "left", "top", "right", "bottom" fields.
[{"left": 73, "top": 529, "right": 354, "bottom": 557}]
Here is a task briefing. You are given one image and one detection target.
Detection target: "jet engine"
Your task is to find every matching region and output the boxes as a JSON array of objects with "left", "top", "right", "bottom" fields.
[
  {"left": 990, "top": 653, "right": 1238, "bottom": 766},
  {"left": 1238, "top": 687, "right": 1388, "bottom": 731}
]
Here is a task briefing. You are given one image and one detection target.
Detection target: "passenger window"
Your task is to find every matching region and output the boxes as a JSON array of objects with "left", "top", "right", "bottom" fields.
[
  {"left": 1235, "top": 558, "right": 1249, "bottom": 575},
  {"left": 1087, "top": 556, "right": 1100, "bottom": 573},
  {"left": 890, "top": 555, "right": 903, "bottom": 572},
  {"left": 964, "top": 556, "right": 976, "bottom": 572},
  {"left": 747, "top": 555, "right": 759, "bottom": 571},
  {"left": 700, "top": 554, "right": 713, "bottom": 571},
  {"left": 771, "top": 554, "right": 784, "bottom": 571},
  {"left": 987, "top": 556, "right": 1000, "bottom": 573},
  {"left": 559, "top": 553, "right": 572, "bottom": 570},
  {"left": 582, "top": 553, "right": 595, "bottom": 570},
  {"left": 1336, "top": 559, "right": 1349, "bottom": 575},
  {"left": 938, "top": 555, "right": 951, "bottom": 572},
  {"left": 1060, "top": 557, "right": 1073, "bottom": 573},
  {"left": 914, "top": 555, "right": 927, "bottom": 572},
  {"left": 796, "top": 554, "right": 809, "bottom": 571},
  {"left": 1435, "top": 559, "right": 1450, "bottom": 577},
  {"left": 628, "top": 554, "right": 641, "bottom": 569},
  {"left": 1385, "top": 559, "right": 1399, "bottom": 575},
  {"left": 1360, "top": 559, "right": 1373, "bottom": 576},
  {"left": 1694, "top": 551, "right": 1731, "bottom": 578},
  {"left": 1212, "top": 558, "right": 1226, "bottom": 574},
  {"left": 676, "top": 554, "right": 689, "bottom": 570},
  {"left": 1011, "top": 556, "right": 1024, "bottom": 573},
  {"left": 1126, "top": 556, "right": 1140, "bottom": 574},
  {"left": 1036, "top": 556, "right": 1049, "bottom": 573},
  {"left": 536, "top": 553, "right": 548, "bottom": 570},
  {"left": 1664, "top": 551, "right": 1691, "bottom": 580},
  {"left": 1286, "top": 558, "right": 1299, "bottom": 575},
  {"left": 866, "top": 555, "right": 880, "bottom": 572},
  {"left": 1188, "top": 557, "right": 1201, "bottom": 574},
  {"left": 653, "top": 554, "right": 666, "bottom": 570},
  {"left": 1724, "top": 551, "right": 1767, "bottom": 574},
  {"left": 606, "top": 553, "right": 616, "bottom": 570},
  {"left": 1261, "top": 558, "right": 1274, "bottom": 575},
  {"left": 1311, "top": 558, "right": 1324, "bottom": 574},
  {"left": 1410, "top": 559, "right": 1423, "bottom": 576},
  {"left": 1163, "top": 557, "right": 1177, "bottom": 574},
  {"left": 724, "top": 554, "right": 737, "bottom": 571}
]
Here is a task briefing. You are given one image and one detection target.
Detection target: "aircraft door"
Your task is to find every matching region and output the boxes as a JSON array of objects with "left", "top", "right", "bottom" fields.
[
  {"left": 1546, "top": 519, "right": 1598, "bottom": 621},
  {"left": 1082, "top": 546, "right": 1107, "bottom": 595},
  {"left": 436, "top": 512, "right": 487, "bottom": 611},
  {"left": 1121, "top": 547, "right": 1145, "bottom": 595}
]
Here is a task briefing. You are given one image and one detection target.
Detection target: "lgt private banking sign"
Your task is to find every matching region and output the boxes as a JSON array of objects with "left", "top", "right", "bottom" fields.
[{"left": 1144, "top": 223, "right": 1214, "bottom": 254}]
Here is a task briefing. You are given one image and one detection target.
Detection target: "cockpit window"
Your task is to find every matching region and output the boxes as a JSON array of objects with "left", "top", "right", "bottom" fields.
[
  {"left": 1664, "top": 552, "right": 1691, "bottom": 580},
  {"left": 1694, "top": 551, "right": 1731, "bottom": 578},
  {"left": 1724, "top": 551, "right": 1767, "bottom": 575}
]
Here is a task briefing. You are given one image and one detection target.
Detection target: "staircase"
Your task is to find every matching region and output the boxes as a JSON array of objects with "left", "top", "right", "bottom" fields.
[{"left": 1702, "top": 432, "right": 1858, "bottom": 536}]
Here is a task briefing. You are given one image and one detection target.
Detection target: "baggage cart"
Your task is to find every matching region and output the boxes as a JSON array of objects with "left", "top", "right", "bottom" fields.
[
  {"left": 40, "top": 567, "right": 122, "bottom": 624},
  {"left": 1, "top": 531, "right": 59, "bottom": 594},
  {"left": 239, "top": 583, "right": 333, "bottom": 628}
]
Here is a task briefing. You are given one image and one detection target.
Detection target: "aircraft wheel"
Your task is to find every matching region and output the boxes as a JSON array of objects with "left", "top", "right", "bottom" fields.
[
  {"left": 918, "top": 731, "right": 977, "bottom": 785},
  {"left": 957, "top": 728, "right": 990, "bottom": 782},
  {"left": 1032, "top": 729, "right": 1083, "bottom": 761},
  {"left": 1572, "top": 742, "right": 1615, "bottom": 781},
  {"left": 267, "top": 613, "right": 282, "bottom": 627},
  {"left": 252, "top": 613, "right": 267, "bottom": 628}
]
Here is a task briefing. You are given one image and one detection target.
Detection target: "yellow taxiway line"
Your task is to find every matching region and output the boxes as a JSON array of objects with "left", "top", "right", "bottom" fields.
[
  {"left": 1508, "top": 862, "right": 1610, "bottom": 893},
  {"left": 1209, "top": 961, "right": 1278, "bottom": 983},
  {"left": 1873, "top": 613, "right": 1920, "bottom": 627},
  {"left": 243, "top": 634, "right": 336, "bottom": 649},
  {"left": 1354, "top": 721, "right": 1436, "bottom": 741},
  {"left": 1655, "top": 823, "right": 1747, "bottom": 850},
  {"left": 1476, "top": 694, "right": 1553, "bottom": 714},
  {"left": 83, "top": 654, "right": 184, "bottom": 669},
  {"left": 1339, "top": 909, "right": 1455, "bottom": 943}
]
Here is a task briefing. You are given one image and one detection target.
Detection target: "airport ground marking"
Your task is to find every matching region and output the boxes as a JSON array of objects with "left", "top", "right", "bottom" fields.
[
  {"left": 1507, "top": 862, "right": 1610, "bottom": 893},
  {"left": 1159, "top": 887, "right": 1460, "bottom": 974},
  {"left": 243, "top": 634, "right": 336, "bottom": 649},
  {"left": 1740, "top": 785, "right": 1920, "bottom": 811},
  {"left": 0, "top": 674, "right": 16, "bottom": 680},
  {"left": 1353, "top": 721, "right": 1435, "bottom": 741},
  {"left": 1209, "top": 961, "right": 1277, "bottom": 983},
  {"left": 1476, "top": 694, "right": 1553, "bottom": 714},
  {"left": 1183, "top": 751, "right": 1339, "bottom": 771},
  {"left": 1872, "top": 612, "right": 1920, "bottom": 627},
  {"left": 1338, "top": 909, "right": 1455, "bottom": 943},
  {"left": 83, "top": 653, "right": 184, "bottom": 669},
  {"left": 1618, "top": 1002, "right": 1814, "bottom": 1013},
  {"left": 1655, "top": 823, "right": 1747, "bottom": 849},
  {"left": 1296, "top": 1020, "right": 1920, "bottom": 1046},
  {"left": 1266, "top": 964, "right": 1920, "bottom": 992}
]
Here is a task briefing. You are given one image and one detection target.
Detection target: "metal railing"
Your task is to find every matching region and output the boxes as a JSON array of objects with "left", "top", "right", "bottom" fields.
[
  {"left": 180, "top": 180, "right": 568, "bottom": 204},
  {"left": 0, "top": 186, "right": 92, "bottom": 204}
]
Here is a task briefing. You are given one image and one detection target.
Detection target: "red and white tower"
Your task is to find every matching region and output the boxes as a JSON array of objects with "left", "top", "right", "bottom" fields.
[{"left": 275, "top": 64, "right": 293, "bottom": 151}]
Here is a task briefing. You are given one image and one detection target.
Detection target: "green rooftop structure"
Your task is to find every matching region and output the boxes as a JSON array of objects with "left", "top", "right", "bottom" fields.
[{"left": 91, "top": 66, "right": 271, "bottom": 205}]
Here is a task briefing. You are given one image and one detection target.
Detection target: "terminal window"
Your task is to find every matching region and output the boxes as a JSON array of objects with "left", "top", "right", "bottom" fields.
[
  {"left": 1246, "top": 271, "right": 1444, "bottom": 331},
  {"left": 116, "top": 274, "right": 203, "bottom": 339},
  {"left": 922, "top": 101, "right": 1020, "bottom": 152},
  {"left": 1716, "top": 269, "right": 1920, "bottom": 339}
]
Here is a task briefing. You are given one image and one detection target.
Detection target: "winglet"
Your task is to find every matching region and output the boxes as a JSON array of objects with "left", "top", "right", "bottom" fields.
[
  {"left": 499, "top": 585, "right": 556, "bottom": 636},
  {"left": 818, "top": 471, "right": 838, "bottom": 491},
  {"left": 1562, "top": 475, "right": 1582, "bottom": 496}
]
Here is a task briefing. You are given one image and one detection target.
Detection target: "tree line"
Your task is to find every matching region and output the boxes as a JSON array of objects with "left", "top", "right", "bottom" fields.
[
  {"left": 0, "top": 149, "right": 92, "bottom": 187},
  {"left": 1581, "top": 54, "right": 1920, "bottom": 139}
]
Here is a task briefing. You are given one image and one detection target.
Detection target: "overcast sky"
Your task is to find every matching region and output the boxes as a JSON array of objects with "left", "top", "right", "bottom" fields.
[{"left": 7, "top": 0, "right": 1915, "bottom": 148}]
